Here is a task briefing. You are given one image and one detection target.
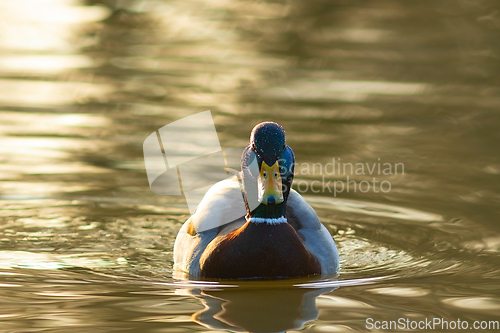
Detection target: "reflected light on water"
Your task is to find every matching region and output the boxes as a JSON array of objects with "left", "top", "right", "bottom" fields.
[
  {"left": 316, "top": 295, "right": 372, "bottom": 309},
  {"left": 0, "top": 0, "right": 110, "bottom": 51},
  {"left": 310, "top": 28, "right": 392, "bottom": 43},
  {"left": 0, "top": 80, "right": 113, "bottom": 106},
  {"left": 442, "top": 297, "right": 500, "bottom": 312},
  {"left": 462, "top": 236, "right": 500, "bottom": 253},
  {"left": 304, "top": 196, "right": 443, "bottom": 222},
  {"left": 368, "top": 286, "right": 430, "bottom": 297},
  {"left": 0, "top": 55, "right": 95, "bottom": 74},
  {"left": 262, "top": 80, "right": 428, "bottom": 102},
  {"left": 0, "top": 251, "right": 126, "bottom": 270},
  {"left": 0, "top": 112, "right": 110, "bottom": 130},
  {"left": 1, "top": 137, "right": 104, "bottom": 153},
  {"left": 0, "top": 182, "right": 94, "bottom": 195}
]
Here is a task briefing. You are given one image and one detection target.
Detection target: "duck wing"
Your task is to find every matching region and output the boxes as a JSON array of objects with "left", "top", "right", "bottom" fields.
[
  {"left": 286, "top": 190, "right": 340, "bottom": 275},
  {"left": 173, "top": 176, "right": 247, "bottom": 277}
]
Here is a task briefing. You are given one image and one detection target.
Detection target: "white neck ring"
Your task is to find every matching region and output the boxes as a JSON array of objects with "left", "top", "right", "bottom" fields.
[{"left": 246, "top": 216, "right": 287, "bottom": 225}]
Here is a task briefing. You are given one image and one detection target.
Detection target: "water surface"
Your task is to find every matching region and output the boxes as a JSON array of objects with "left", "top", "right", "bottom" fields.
[{"left": 1, "top": 0, "right": 499, "bottom": 332}]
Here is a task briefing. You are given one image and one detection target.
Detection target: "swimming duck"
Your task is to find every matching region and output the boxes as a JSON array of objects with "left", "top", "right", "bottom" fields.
[{"left": 173, "top": 122, "right": 339, "bottom": 279}]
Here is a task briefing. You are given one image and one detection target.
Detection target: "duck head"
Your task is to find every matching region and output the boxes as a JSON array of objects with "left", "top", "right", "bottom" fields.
[{"left": 241, "top": 122, "right": 295, "bottom": 219}]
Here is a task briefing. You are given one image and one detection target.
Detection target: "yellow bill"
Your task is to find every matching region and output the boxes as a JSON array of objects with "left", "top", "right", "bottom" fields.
[{"left": 258, "top": 161, "right": 284, "bottom": 205}]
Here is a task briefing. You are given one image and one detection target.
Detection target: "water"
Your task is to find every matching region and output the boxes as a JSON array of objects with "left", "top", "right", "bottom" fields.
[{"left": 1, "top": 0, "right": 499, "bottom": 331}]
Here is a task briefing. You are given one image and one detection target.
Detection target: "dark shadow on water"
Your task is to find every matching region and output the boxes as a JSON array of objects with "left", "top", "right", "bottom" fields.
[
  {"left": 189, "top": 286, "right": 333, "bottom": 332},
  {"left": 171, "top": 276, "right": 382, "bottom": 332}
]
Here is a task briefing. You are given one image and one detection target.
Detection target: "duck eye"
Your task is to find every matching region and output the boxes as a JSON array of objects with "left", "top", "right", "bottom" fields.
[
  {"left": 263, "top": 171, "right": 267, "bottom": 177},
  {"left": 274, "top": 172, "right": 278, "bottom": 177}
]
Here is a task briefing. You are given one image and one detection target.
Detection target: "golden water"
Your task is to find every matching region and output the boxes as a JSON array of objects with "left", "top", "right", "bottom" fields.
[{"left": 0, "top": 0, "right": 499, "bottom": 332}]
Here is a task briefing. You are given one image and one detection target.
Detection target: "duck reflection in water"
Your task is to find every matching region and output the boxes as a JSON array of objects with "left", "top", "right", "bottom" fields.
[{"left": 177, "top": 282, "right": 336, "bottom": 333}]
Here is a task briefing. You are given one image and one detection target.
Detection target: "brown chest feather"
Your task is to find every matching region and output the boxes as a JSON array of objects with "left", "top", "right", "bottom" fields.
[{"left": 199, "top": 222, "right": 321, "bottom": 279}]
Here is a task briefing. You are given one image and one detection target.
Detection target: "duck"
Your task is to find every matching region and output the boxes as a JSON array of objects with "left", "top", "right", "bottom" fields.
[{"left": 173, "top": 122, "right": 340, "bottom": 280}]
